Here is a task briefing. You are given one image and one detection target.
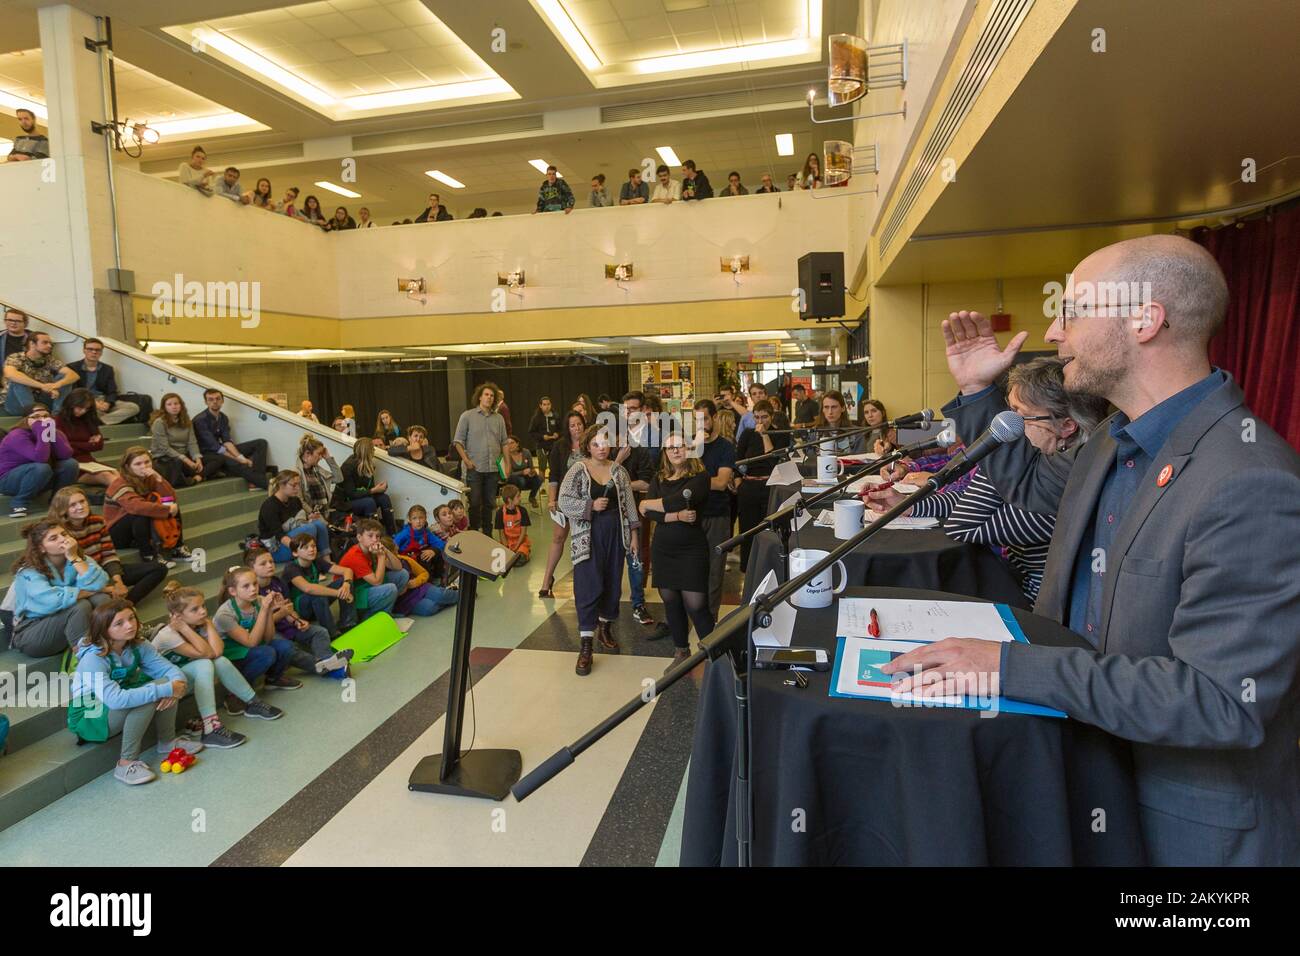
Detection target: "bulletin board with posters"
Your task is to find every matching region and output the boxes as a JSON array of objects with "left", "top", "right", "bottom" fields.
[{"left": 641, "top": 360, "right": 695, "bottom": 417}]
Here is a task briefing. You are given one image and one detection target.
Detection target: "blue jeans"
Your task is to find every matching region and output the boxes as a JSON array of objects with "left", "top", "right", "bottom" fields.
[
  {"left": 360, "top": 568, "right": 408, "bottom": 619},
  {"left": 3, "top": 382, "right": 71, "bottom": 415},
  {"left": 346, "top": 493, "right": 394, "bottom": 533},
  {"left": 625, "top": 550, "right": 646, "bottom": 608},
  {"left": 231, "top": 638, "right": 294, "bottom": 683},
  {"left": 0, "top": 458, "right": 80, "bottom": 509},
  {"left": 297, "top": 591, "right": 357, "bottom": 639},
  {"left": 269, "top": 518, "right": 331, "bottom": 561},
  {"left": 402, "top": 584, "right": 459, "bottom": 617}
]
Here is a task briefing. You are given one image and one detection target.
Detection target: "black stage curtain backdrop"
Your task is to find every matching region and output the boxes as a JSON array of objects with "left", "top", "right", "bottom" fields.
[
  {"left": 468, "top": 365, "right": 628, "bottom": 442},
  {"left": 307, "top": 365, "right": 451, "bottom": 450}
]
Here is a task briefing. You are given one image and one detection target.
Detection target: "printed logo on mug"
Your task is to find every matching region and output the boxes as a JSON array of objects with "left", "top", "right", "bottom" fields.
[
  {"left": 788, "top": 548, "right": 848, "bottom": 608},
  {"left": 816, "top": 455, "right": 843, "bottom": 482}
]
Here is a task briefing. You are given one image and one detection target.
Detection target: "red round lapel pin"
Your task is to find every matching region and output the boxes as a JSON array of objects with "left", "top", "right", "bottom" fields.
[{"left": 1156, "top": 464, "right": 1174, "bottom": 487}]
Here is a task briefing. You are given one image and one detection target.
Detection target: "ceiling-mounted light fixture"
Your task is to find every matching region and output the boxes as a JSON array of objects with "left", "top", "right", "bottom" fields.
[
  {"left": 655, "top": 146, "right": 681, "bottom": 168},
  {"left": 426, "top": 170, "right": 466, "bottom": 189},
  {"left": 774, "top": 133, "right": 794, "bottom": 157},
  {"left": 315, "top": 180, "right": 361, "bottom": 199}
]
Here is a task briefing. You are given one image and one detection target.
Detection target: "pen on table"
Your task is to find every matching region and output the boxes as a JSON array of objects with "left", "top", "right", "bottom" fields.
[{"left": 868, "top": 607, "right": 881, "bottom": 638}]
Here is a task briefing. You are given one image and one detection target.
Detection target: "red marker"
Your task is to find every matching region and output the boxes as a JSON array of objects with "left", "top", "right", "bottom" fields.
[{"left": 868, "top": 607, "right": 881, "bottom": 638}]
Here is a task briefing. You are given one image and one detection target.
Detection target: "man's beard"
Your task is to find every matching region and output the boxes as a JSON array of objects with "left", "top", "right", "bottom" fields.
[{"left": 1065, "top": 335, "right": 1129, "bottom": 400}]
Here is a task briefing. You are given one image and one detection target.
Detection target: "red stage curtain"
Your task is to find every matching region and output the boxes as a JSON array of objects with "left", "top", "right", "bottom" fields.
[{"left": 1192, "top": 201, "right": 1300, "bottom": 450}]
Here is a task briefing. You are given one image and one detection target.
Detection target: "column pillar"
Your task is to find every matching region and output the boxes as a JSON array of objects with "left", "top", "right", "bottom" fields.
[{"left": 38, "top": 4, "right": 131, "bottom": 340}]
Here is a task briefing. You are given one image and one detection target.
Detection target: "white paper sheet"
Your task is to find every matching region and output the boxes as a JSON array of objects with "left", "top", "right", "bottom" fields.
[
  {"left": 833, "top": 636, "right": 963, "bottom": 705},
  {"left": 767, "top": 460, "right": 804, "bottom": 486},
  {"left": 836, "top": 598, "right": 1017, "bottom": 644}
]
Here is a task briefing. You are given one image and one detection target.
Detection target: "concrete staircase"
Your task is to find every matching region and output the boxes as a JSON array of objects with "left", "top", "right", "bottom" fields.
[{"left": 0, "top": 416, "right": 266, "bottom": 832}]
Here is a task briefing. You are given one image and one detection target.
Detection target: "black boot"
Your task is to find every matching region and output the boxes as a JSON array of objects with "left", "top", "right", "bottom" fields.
[{"left": 575, "top": 634, "right": 594, "bottom": 676}]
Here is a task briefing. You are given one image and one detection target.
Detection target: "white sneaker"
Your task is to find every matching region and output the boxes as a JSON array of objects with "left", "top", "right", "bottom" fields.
[{"left": 114, "top": 761, "right": 156, "bottom": 786}]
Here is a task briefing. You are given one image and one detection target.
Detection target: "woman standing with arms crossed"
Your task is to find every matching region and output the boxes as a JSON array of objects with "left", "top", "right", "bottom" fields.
[
  {"left": 557, "top": 424, "right": 640, "bottom": 676},
  {"left": 537, "top": 411, "right": 586, "bottom": 599},
  {"left": 732, "top": 399, "right": 791, "bottom": 571},
  {"left": 638, "top": 435, "right": 713, "bottom": 670}
]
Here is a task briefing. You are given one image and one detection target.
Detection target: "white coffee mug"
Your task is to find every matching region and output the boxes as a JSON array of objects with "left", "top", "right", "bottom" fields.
[
  {"left": 816, "top": 455, "right": 843, "bottom": 482},
  {"left": 788, "top": 548, "right": 849, "bottom": 608},
  {"left": 834, "top": 498, "right": 865, "bottom": 539}
]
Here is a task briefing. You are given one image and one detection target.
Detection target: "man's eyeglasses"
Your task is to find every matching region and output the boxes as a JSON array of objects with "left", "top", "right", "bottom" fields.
[
  {"left": 1056, "top": 303, "right": 1171, "bottom": 330},
  {"left": 1021, "top": 414, "right": 1054, "bottom": 424}
]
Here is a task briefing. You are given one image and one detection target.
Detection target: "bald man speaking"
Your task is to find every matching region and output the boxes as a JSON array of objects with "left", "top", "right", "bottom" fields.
[{"left": 877, "top": 235, "right": 1300, "bottom": 865}]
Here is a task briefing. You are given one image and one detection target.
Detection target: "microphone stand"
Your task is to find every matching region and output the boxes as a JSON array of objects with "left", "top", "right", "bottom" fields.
[
  {"left": 510, "top": 466, "right": 970, "bottom": 865},
  {"left": 735, "top": 425, "right": 878, "bottom": 469}
]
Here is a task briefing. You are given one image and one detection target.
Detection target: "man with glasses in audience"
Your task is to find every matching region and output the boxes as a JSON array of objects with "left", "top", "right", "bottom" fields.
[
  {"left": 69, "top": 338, "right": 142, "bottom": 425},
  {"left": 3, "top": 308, "right": 30, "bottom": 363},
  {"left": 416, "top": 193, "right": 452, "bottom": 222}
]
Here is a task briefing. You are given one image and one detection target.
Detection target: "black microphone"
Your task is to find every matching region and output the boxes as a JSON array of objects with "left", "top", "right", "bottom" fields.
[
  {"left": 888, "top": 409, "right": 935, "bottom": 428},
  {"left": 926, "top": 411, "right": 1024, "bottom": 489}
]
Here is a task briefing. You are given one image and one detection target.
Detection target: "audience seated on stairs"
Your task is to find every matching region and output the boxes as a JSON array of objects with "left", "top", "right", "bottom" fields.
[
  {"left": 258, "top": 470, "right": 333, "bottom": 562},
  {"left": 388, "top": 425, "right": 439, "bottom": 471},
  {"left": 104, "top": 447, "right": 193, "bottom": 567},
  {"left": 72, "top": 598, "right": 203, "bottom": 787},
  {"left": 334, "top": 438, "right": 396, "bottom": 533},
  {"left": 2, "top": 330, "right": 79, "bottom": 416},
  {"left": 151, "top": 582, "right": 282, "bottom": 750},
  {"left": 149, "top": 393, "right": 206, "bottom": 488},
  {"left": 393, "top": 504, "right": 443, "bottom": 580},
  {"left": 0, "top": 402, "right": 80, "bottom": 519},
  {"left": 281, "top": 532, "right": 357, "bottom": 640},
  {"left": 56, "top": 388, "right": 120, "bottom": 489},
  {"left": 244, "top": 547, "right": 351, "bottom": 676},
  {"left": 9, "top": 516, "right": 111, "bottom": 658},
  {"left": 48, "top": 487, "right": 167, "bottom": 607},
  {"left": 293, "top": 434, "right": 342, "bottom": 523},
  {"left": 68, "top": 338, "right": 143, "bottom": 426},
  {"left": 193, "top": 388, "right": 269, "bottom": 490}
]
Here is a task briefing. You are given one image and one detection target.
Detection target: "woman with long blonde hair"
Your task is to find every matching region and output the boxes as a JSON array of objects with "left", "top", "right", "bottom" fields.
[{"left": 332, "top": 436, "right": 394, "bottom": 533}]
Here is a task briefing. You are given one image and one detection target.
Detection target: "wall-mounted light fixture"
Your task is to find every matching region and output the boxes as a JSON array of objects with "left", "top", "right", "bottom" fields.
[
  {"left": 398, "top": 277, "right": 427, "bottom": 305},
  {"left": 605, "top": 263, "right": 634, "bottom": 282},
  {"left": 497, "top": 270, "right": 526, "bottom": 288},
  {"left": 809, "top": 35, "right": 908, "bottom": 124}
]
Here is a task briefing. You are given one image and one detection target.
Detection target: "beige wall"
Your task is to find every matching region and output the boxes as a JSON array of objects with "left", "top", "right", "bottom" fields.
[
  {"left": 194, "top": 361, "right": 312, "bottom": 414},
  {"left": 871, "top": 276, "right": 1059, "bottom": 419}
]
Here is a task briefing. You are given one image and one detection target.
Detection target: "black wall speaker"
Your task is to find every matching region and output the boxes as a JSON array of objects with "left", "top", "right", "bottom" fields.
[{"left": 797, "top": 252, "right": 845, "bottom": 319}]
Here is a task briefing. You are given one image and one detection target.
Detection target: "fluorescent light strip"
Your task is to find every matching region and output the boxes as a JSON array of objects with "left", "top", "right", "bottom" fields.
[
  {"left": 151, "top": 112, "right": 261, "bottom": 137},
  {"left": 775, "top": 133, "right": 794, "bottom": 156},
  {"left": 0, "top": 91, "right": 47, "bottom": 119},
  {"left": 0, "top": 138, "right": 11, "bottom": 157},
  {"left": 528, "top": 159, "right": 551, "bottom": 174},
  {"left": 636, "top": 330, "right": 792, "bottom": 345},
  {"left": 633, "top": 38, "right": 812, "bottom": 74},
  {"left": 655, "top": 146, "right": 681, "bottom": 168},
  {"left": 535, "top": 0, "right": 602, "bottom": 71},
  {"left": 314, "top": 181, "right": 361, "bottom": 199},
  {"left": 191, "top": 27, "right": 336, "bottom": 107},
  {"left": 343, "top": 78, "right": 512, "bottom": 111},
  {"left": 425, "top": 170, "right": 465, "bottom": 189}
]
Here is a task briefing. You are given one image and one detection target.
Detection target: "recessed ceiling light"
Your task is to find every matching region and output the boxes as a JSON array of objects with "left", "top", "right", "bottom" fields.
[
  {"left": 655, "top": 146, "right": 681, "bottom": 167},
  {"left": 151, "top": 112, "right": 262, "bottom": 137},
  {"left": 535, "top": 0, "right": 602, "bottom": 71},
  {"left": 343, "top": 78, "right": 513, "bottom": 111},
  {"left": 425, "top": 170, "right": 465, "bottom": 189},
  {"left": 528, "top": 159, "right": 552, "bottom": 174},
  {"left": 775, "top": 133, "right": 794, "bottom": 156},
  {"left": 0, "top": 89, "right": 47, "bottom": 119},
  {"left": 634, "top": 38, "right": 811, "bottom": 75},
  {"left": 314, "top": 181, "right": 361, "bottom": 199},
  {"left": 190, "top": 27, "right": 337, "bottom": 108}
]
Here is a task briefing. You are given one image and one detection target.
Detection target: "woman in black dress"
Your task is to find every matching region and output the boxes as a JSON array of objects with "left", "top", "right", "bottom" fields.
[
  {"left": 638, "top": 435, "right": 714, "bottom": 669},
  {"left": 733, "top": 399, "right": 791, "bottom": 572}
]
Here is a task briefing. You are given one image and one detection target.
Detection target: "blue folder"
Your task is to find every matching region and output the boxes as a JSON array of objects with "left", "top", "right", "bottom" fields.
[{"left": 827, "top": 603, "right": 1067, "bottom": 718}]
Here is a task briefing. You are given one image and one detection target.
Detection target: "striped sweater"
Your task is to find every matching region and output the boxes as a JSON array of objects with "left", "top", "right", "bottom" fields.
[
  {"left": 65, "top": 515, "right": 123, "bottom": 579},
  {"left": 908, "top": 468, "right": 1056, "bottom": 603}
]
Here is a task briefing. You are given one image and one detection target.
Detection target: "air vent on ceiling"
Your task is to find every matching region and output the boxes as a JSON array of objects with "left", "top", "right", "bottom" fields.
[
  {"left": 352, "top": 114, "right": 545, "bottom": 151},
  {"left": 600, "top": 82, "right": 820, "bottom": 123},
  {"left": 878, "top": 0, "right": 1034, "bottom": 256}
]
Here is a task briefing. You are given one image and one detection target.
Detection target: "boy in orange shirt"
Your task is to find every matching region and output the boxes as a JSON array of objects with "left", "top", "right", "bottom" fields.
[{"left": 493, "top": 483, "right": 532, "bottom": 565}]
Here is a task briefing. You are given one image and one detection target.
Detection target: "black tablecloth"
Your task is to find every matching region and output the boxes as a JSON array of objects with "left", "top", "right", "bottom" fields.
[
  {"left": 744, "top": 518, "right": 1030, "bottom": 608},
  {"left": 680, "top": 587, "right": 1144, "bottom": 866}
]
